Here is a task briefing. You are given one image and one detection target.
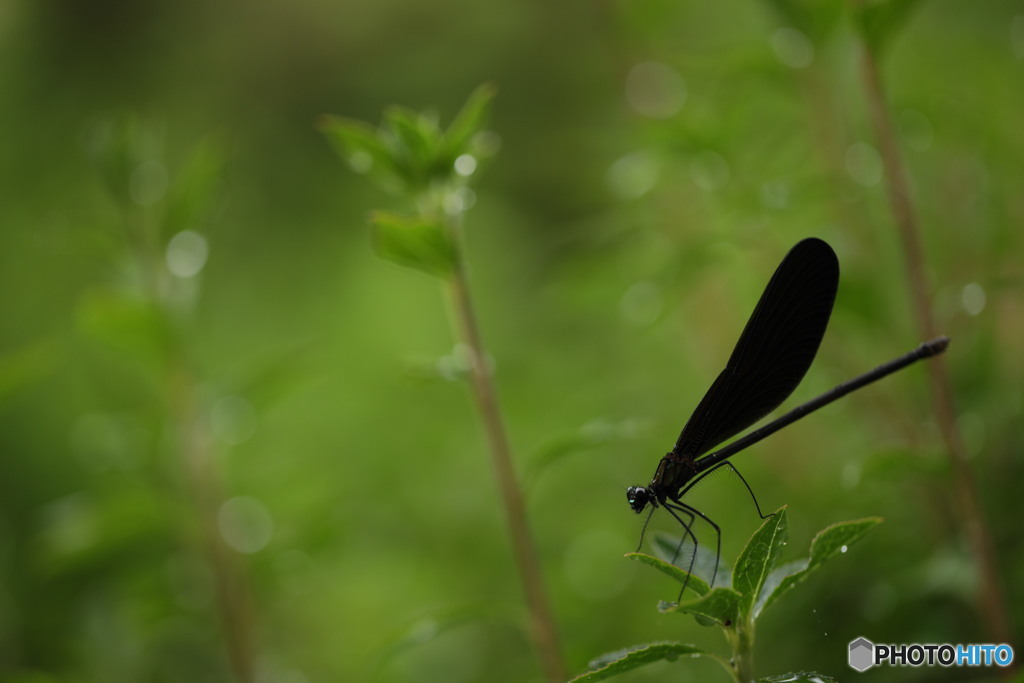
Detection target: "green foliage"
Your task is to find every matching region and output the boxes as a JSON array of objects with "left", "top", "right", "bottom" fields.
[
  {"left": 759, "top": 673, "right": 837, "bottom": 683},
  {"left": 662, "top": 586, "right": 743, "bottom": 627},
  {"left": 733, "top": 507, "right": 788, "bottom": 615},
  {"left": 756, "top": 516, "right": 883, "bottom": 618},
  {"left": 32, "top": 488, "right": 171, "bottom": 580},
  {"left": 3, "top": 2, "right": 1020, "bottom": 681},
  {"left": 88, "top": 115, "right": 166, "bottom": 210},
  {"left": 368, "top": 211, "right": 457, "bottom": 277},
  {"left": 577, "top": 508, "right": 881, "bottom": 681},
  {"left": 627, "top": 551, "right": 712, "bottom": 598},
  {"left": 854, "top": 0, "right": 925, "bottom": 57},
  {"left": 319, "top": 83, "right": 496, "bottom": 198},
  {"left": 320, "top": 85, "right": 496, "bottom": 278},
  {"left": 571, "top": 642, "right": 717, "bottom": 683},
  {"left": 76, "top": 118, "right": 225, "bottom": 385},
  {"left": 89, "top": 117, "right": 224, "bottom": 242},
  {"left": 163, "top": 138, "right": 226, "bottom": 236},
  {"left": 761, "top": 0, "right": 843, "bottom": 42},
  {"left": 761, "top": 0, "right": 924, "bottom": 69},
  {"left": 76, "top": 289, "right": 175, "bottom": 367}
]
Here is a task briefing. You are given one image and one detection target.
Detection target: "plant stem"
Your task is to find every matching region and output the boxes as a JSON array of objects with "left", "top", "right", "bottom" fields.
[
  {"left": 854, "top": 24, "right": 1014, "bottom": 652},
  {"left": 133, "top": 226, "right": 256, "bottom": 682},
  {"left": 444, "top": 216, "right": 566, "bottom": 682},
  {"left": 724, "top": 620, "right": 755, "bottom": 683},
  {"left": 168, "top": 361, "right": 256, "bottom": 683}
]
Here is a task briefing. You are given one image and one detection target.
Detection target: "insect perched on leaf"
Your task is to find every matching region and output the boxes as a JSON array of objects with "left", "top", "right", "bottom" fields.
[{"left": 627, "top": 238, "right": 948, "bottom": 601}]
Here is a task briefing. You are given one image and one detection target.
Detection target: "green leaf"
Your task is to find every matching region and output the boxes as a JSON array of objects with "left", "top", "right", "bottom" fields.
[
  {"left": 318, "top": 115, "right": 402, "bottom": 190},
  {"left": 733, "top": 506, "right": 788, "bottom": 618},
  {"left": 33, "top": 489, "right": 171, "bottom": 579},
  {"left": 320, "top": 85, "right": 497, "bottom": 199},
  {"left": 856, "top": 0, "right": 924, "bottom": 57},
  {"left": 762, "top": 0, "right": 843, "bottom": 42},
  {"left": 373, "top": 605, "right": 504, "bottom": 672},
  {"left": 753, "top": 559, "right": 808, "bottom": 619},
  {"left": 571, "top": 642, "right": 712, "bottom": 682},
  {"left": 626, "top": 552, "right": 711, "bottom": 598},
  {"left": 444, "top": 83, "right": 497, "bottom": 159},
  {"left": 756, "top": 516, "right": 882, "bottom": 617},
  {"left": 76, "top": 288, "right": 175, "bottom": 366},
  {"left": 759, "top": 672, "right": 837, "bottom": 683},
  {"left": 369, "top": 211, "right": 457, "bottom": 278},
  {"left": 651, "top": 532, "right": 731, "bottom": 589},
  {"left": 163, "top": 137, "right": 225, "bottom": 236},
  {"left": 661, "top": 587, "right": 743, "bottom": 627},
  {"left": 382, "top": 106, "right": 444, "bottom": 187},
  {"left": 88, "top": 116, "right": 164, "bottom": 208}
]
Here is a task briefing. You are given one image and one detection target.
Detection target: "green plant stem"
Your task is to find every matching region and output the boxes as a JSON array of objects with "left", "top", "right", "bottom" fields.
[
  {"left": 854, "top": 24, "right": 1014, "bottom": 653},
  {"left": 723, "top": 620, "right": 755, "bottom": 683},
  {"left": 168, "top": 361, "right": 256, "bottom": 683},
  {"left": 709, "top": 651, "right": 739, "bottom": 682},
  {"left": 132, "top": 227, "right": 256, "bottom": 682},
  {"left": 444, "top": 216, "right": 566, "bottom": 682}
]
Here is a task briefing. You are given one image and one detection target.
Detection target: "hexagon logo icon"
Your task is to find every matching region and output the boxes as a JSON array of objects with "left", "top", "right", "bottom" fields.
[{"left": 849, "top": 637, "right": 874, "bottom": 672}]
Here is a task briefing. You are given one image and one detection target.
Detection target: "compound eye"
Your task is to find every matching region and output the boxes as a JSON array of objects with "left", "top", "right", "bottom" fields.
[{"left": 626, "top": 486, "right": 649, "bottom": 512}]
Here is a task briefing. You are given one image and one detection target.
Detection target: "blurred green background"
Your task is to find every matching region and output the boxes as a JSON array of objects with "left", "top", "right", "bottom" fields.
[{"left": 1, "top": 0, "right": 1022, "bottom": 681}]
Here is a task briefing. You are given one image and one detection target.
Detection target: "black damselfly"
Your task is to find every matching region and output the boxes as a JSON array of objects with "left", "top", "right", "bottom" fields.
[{"left": 627, "top": 237, "right": 948, "bottom": 601}]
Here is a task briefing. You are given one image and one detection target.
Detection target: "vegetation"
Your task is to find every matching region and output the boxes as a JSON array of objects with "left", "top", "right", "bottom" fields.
[{"left": 1, "top": 1, "right": 1021, "bottom": 682}]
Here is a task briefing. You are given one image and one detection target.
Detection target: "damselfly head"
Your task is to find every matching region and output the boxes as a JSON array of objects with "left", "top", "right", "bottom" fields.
[{"left": 626, "top": 486, "right": 651, "bottom": 513}]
